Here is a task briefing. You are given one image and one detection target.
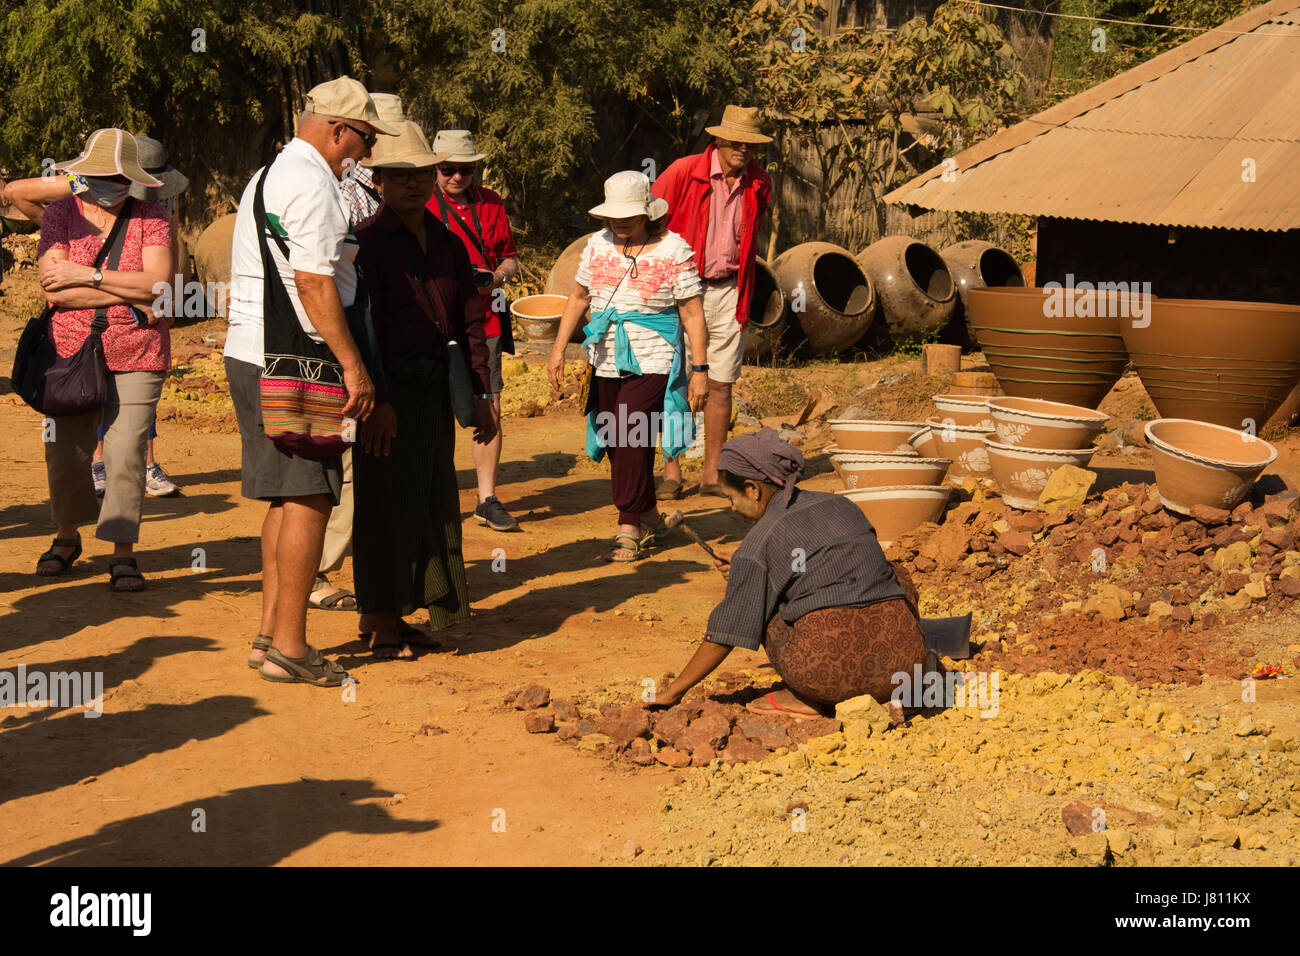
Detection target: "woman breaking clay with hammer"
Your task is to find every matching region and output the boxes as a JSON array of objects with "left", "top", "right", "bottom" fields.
[{"left": 648, "top": 428, "right": 930, "bottom": 719}]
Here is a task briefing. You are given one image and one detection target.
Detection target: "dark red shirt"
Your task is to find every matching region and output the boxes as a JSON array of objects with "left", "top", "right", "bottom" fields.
[
  {"left": 425, "top": 184, "right": 518, "bottom": 338},
  {"left": 355, "top": 205, "right": 492, "bottom": 395}
]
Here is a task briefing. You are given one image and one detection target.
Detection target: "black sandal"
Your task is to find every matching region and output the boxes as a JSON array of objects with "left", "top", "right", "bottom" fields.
[
  {"left": 36, "top": 535, "right": 82, "bottom": 576},
  {"left": 107, "top": 557, "right": 146, "bottom": 593}
]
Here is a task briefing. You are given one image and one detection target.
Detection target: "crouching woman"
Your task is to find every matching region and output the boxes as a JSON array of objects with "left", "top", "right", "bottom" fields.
[{"left": 649, "top": 429, "right": 928, "bottom": 718}]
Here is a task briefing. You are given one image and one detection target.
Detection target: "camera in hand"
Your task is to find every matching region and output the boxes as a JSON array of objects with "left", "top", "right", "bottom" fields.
[{"left": 474, "top": 268, "right": 495, "bottom": 290}]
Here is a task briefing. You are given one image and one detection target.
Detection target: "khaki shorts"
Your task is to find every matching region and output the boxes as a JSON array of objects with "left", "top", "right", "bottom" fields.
[{"left": 685, "top": 275, "right": 744, "bottom": 384}]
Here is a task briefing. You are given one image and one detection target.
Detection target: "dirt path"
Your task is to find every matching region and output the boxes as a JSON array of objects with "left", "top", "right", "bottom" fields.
[{"left": 0, "top": 398, "right": 743, "bottom": 865}]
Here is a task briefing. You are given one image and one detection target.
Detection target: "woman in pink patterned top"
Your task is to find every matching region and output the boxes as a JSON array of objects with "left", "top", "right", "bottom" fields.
[{"left": 33, "top": 128, "right": 173, "bottom": 592}]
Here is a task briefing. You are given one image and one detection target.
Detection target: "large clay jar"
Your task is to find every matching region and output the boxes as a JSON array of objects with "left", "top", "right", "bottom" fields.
[
  {"left": 966, "top": 287, "right": 1128, "bottom": 408},
  {"left": 836, "top": 485, "right": 952, "bottom": 548},
  {"left": 771, "top": 242, "right": 876, "bottom": 355},
  {"left": 856, "top": 236, "right": 957, "bottom": 342},
  {"left": 193, "top": 214, "right": 237, "bottom": 318},
  {"left": 940, "top": 240, "right": 1026, "bottom": 307},
  {"left": 741, "top": 258, "right": 787, "bottom": 361},
  {"left": 1122, "top": 298, "right": 1300, "bottom": 429},
  {"left": 1145, "top": 419, "right": 1278, "bottom": 515}
]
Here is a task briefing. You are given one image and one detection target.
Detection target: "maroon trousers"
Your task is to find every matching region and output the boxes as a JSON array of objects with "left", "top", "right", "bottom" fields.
[{"left": 594, "top": 372, "right": 668, "bottom": 526}]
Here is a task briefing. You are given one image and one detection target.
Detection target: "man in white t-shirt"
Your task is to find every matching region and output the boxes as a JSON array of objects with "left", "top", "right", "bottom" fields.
[{"left": 224, "top": 75, "right": 396, "bottom": 688}]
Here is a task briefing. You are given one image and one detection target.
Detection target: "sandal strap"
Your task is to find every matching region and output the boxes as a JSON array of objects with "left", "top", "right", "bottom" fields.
[
  {"left": 51, "top": 536, "right": 81, "bottom": 547},
  {"left": 252, "top": 634, "right": 274, "bottom": 652},
  {"left": 108, "top": 557, "right": 140, "bottom": 571}
]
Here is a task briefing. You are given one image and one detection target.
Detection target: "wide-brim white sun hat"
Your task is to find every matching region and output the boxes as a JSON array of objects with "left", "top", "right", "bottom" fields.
[{"left": 588, "top": 170, "right": 668, "bottom": 221}]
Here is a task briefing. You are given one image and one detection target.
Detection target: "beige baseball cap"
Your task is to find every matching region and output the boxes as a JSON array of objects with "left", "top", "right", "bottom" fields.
[{"left": 303, "top": 76, "right": 399, "bottom": 136}]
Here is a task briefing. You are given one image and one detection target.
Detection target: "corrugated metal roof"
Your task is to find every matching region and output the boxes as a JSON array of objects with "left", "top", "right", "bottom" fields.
[{"left": 885, "top": 1, "right": 1300, "bottom": 231}]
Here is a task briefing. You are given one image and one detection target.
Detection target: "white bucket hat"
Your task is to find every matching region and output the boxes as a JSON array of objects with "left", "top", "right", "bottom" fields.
[
  {"left": 369, "top": 93, "right": 406, "bottom": 124},
  {"left": 588, "top": 170, "right": 668, "bottom": 221},
  {"left": 432, "top": 130, "right": 486, "bottom": 163}
]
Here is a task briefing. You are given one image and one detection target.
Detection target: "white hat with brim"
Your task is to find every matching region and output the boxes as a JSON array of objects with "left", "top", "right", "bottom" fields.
[
  {"left": 432, "top": 130, "right": 486, "bottom": 163},
  {"left": 369, "top": 93, "right": 406, "bottom": 124},
  {"left": 362, "top": 121, "right": 442, "bottom": 168},
  {"left": 588, "top": 170, "right": 668, "bottom": 221},
  {"left": 57, "top": 128, "right": 164, "bottom": 188},
  {"left": 304, "top": 75, "right": 400, "bottom": 136},
  {"left": 705, "top": 104, "right": 773, "bottom": 144}
]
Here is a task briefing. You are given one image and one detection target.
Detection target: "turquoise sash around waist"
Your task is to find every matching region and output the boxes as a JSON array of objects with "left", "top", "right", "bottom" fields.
[{"left": 582, "top": 305, "right": 694, "bottom": 462}]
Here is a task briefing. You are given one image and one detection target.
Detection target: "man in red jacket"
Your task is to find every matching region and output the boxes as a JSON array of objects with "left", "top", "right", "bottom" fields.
[{"left": 654, "top": 106, "right": 772, "bottom": 499}]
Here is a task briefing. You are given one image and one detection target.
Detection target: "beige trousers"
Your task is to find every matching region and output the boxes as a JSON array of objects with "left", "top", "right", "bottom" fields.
[
  {"left": 44, "top": 370, "right": 164, "bottom": 543},
  {"left": 318, "top": 447, "right": 353, "bottom": 575}
]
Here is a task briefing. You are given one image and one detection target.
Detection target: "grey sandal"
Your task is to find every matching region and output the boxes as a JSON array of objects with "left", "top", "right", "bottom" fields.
[
  {"left": 247, "top": 633, "right": 273, "bottom": 669},
  {"left": 258, "top": 645, "right": 350, "bottom": 687}
]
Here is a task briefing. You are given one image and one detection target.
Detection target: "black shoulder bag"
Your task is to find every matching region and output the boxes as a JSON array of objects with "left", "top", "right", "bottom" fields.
[{"left": 13, "top": 198, "right": 137, "bottom": 417}]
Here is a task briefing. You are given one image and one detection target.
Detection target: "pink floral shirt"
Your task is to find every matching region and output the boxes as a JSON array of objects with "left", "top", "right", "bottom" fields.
[{"left": 37, "top": 197, "right": 172, "bottom": 372}]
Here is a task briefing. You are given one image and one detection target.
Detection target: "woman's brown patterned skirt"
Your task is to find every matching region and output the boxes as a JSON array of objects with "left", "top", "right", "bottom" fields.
[{"left": 764, "top": 564, "right": 926, "bottom": 706}]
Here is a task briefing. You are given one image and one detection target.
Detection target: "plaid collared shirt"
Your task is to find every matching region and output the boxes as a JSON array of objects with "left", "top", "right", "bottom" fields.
[
  {"left": 705, "top": 489, "right": 905, "bottom": 650},
  {"left": 340, "top": 165, "right": 380, "bottom": 227}
]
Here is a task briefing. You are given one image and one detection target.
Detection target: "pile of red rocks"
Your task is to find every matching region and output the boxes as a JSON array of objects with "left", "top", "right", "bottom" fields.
[
  {"left": 508, "top": 682, "right": 842, "bottom": 768},
  {"left": 887, "top": 482, "right": 1300, "bottom": 684}
]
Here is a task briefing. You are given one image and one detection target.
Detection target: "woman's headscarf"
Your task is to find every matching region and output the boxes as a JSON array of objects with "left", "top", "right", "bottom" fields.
[{"left": 716, "top": 428, "right": 804, "bottom": 509}]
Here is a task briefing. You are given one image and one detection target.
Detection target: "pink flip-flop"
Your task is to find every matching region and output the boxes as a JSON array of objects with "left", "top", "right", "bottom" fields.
[{"left": 745, "top": 692, "right": 821, "bottom": 721}]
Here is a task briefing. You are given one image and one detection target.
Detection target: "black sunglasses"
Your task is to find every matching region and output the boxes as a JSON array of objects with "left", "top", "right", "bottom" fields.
[
  {"left": 438, "top": 164, "right": 476, "bottom": 177},
  {"left": 337, "top": 121, "right": 378, "bottom": 149}
]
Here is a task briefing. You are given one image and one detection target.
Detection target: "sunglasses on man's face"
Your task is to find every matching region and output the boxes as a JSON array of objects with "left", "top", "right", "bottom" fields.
[
  {"left": 382, "top": 167, "right": 436, "bottom": 185},
  {"left": 438, "top": 164, "right": 476, "bottom": 178},
  {"left": 337, "top": 121, "right": 378, "bottom": 149}
]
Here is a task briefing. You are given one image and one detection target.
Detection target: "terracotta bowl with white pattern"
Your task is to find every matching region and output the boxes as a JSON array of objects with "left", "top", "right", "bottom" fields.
[
  {"left": 984, "top": 434, "right": 1097, "bottom": 510},
  {"left": 836, "top": 485, "right": 953, "bottom": 547},
  {"left": 827, "top": 420, "right": 926, "bottom": 454},
  {"left": 1145, "top": 419, "right": 1277, "bottom": 516},
  {"left": 987, "top": 396, "right": 1108, "bottom": 450},
  {"left": 836, "top": 454, "right": 951, "bottom": 490},
  {"left": 932, "top": 394, "right": 994, "bottom": 430},
  {"left": 926, "top": 417, "right": 995, "bottom": 480}
]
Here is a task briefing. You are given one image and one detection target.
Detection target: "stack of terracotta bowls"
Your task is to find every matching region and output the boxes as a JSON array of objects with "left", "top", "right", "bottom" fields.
[
  {"left": 827, "top": 419, "right": 953, "bottom": 546},
  {"left": 927, "top": 393, "right": 996, "bottom": 481},
  {"left": 982, "top": 397, "right": 1108, "bottom": 509},
  {"left": 1144, "top": 419, "right": 1277, "bottom": 514}
]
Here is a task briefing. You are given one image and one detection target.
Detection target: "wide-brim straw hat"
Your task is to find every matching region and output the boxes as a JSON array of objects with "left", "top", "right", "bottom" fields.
[
  {"left": 58, "top": 129, "right": 164, "bottom": 187},
  {"left": 432, "top": 130, "right": 486, "bottom": 163},
  {"left": 588, "top": 170, "right": 668, "bottom": 221},
  {"left": 303, "top": 76, "right": 400, "bottom": 136},
  {"left": 362, "top": 121, "right": 442, "bottom": 168},
  {"left": 128, "top": 135, "right": 189, "bottom": 202},
  {"left": 705, "top": 105, "right": 772, "bottom": 144}
]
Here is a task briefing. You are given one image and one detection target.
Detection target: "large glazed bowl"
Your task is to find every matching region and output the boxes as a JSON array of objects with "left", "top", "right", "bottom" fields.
[
  {"left": 837, "top": 485, "right": 953, "bottom": 548},
  {"left": 827, "top": 420, "right": 926, "bottom": 455},
  {"left": 987, "top": 396, "right": 1108, "bottom": 450},
  {"left": 771, "top": 242, "right": 877, "bottom": 355},
  {"left": 855, "top": 236, "right": 957, "bottom": 341},
  {"left": 967, "top": 287, "right": 1129, "bottom": 408},
  {"left": 837, "top": 454, "right": 951, "bottom": 490},
  {"left": 926, "top": 418, "right": 994, "bottom": 480},
  {"left": 984, "top": 435, "right": 1097, "bottom": 510},
  {"left": 1144, "top": 419, "right": 1278, "bottom": 515},
  {"left": 1122, "top": 298, "right": 1300, "bottom": 429}
]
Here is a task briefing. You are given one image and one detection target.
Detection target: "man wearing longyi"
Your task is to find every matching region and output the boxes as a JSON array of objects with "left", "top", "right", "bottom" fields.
[{"left": 648, "top": 428, "right": 929, "bottom": 718}]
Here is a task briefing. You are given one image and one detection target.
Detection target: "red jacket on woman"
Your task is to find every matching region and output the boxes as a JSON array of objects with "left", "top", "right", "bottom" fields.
[{"left": 652, "top": 144, "right": 771, "bottom": 328}]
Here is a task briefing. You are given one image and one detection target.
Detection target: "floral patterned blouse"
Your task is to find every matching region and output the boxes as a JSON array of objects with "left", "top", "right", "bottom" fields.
[{"left": 36, "top": 196, "right": 172, "bottom": 372}]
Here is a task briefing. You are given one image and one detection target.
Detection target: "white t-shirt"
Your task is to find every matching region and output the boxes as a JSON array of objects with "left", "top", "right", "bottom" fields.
[
  {"left": 575, "top": 229, "right": 702, "bottom": 378},
  {"left": 224, "top": 138, "right": 359, "bottom": 366}
]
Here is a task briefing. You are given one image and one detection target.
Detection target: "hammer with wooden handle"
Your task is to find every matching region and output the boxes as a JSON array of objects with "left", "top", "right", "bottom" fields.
[{"left": 663, "top": 509, "right": 720, "bottom": 561}]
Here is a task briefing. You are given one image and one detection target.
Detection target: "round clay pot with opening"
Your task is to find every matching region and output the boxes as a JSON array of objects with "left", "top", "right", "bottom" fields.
[
  {"left": 856, "top": 236, "right": 957, "bottom": 343},
  {"left": 771, "top": 242, "right": 876, "bottom": 355},
  {"left": 740, "top": 257, "right": 787, "bottom": 361},
  {"left": 510, "top": 294, "right": 569, "bottom": 343}
]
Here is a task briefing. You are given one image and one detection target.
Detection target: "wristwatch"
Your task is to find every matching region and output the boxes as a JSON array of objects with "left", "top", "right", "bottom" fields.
[
  {"left": 91, "top": 269, "right": 103, "bottom": 286},
  {"left": 691, "top": 364, "right": 710, "bottom": 373}
]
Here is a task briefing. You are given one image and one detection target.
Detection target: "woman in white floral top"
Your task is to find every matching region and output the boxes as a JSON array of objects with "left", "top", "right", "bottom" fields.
[{"left": 548, "top": 171, "right": 708, "bottom": 561}]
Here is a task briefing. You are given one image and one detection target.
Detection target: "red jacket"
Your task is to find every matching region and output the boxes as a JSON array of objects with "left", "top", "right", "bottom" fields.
[{"left": 652, "top": 144, "right": 771, "bottom": 328}]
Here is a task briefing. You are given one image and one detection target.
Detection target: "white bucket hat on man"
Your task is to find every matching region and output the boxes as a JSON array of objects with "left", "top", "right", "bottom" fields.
[
  {"left": 369, "top": 93, "right": 405, "bottom": 124},
  {"left": 362, "top": 121, "right": 441, "bottom": 168},
  {"left": 588, "top": 170, "right": 668, "bottom": 221},
  {"left": 432, "top": 130, "right": 486, "bottom": 163}
]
